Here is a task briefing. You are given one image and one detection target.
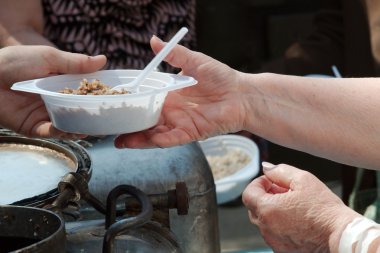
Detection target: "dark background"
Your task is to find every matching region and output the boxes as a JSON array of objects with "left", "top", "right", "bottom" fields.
[{"left": 196, "top": 0, "right": 342, "bottom": 182}]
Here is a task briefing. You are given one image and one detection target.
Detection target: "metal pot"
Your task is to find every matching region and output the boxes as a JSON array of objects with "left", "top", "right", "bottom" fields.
[
  {"left": 0, "top": 205, "right": 65, "bottom": 253},
  {"left": 77, "top": 136, "right": 220, "bottom": 253},
  {"left": 0, "top": 129, "right": 91, "bottom": 208}
]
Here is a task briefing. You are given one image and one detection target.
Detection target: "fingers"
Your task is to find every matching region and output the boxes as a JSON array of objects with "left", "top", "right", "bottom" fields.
[
  {"left": 114, "top": 131, "right": 157, "bottom": 149},
  {"left": 114, "top": 126, "right": 191, "bottom": 149},
  {"left": 46, "top": 47, "right": 107, "bottom": 74},
  {"left": 150, "top": 36, "right": 209, "bottom": 72},
  {"left": 0, "top": 46, "right": 107, "bottom": 84},
  {"left": 151, "top": 126, "right": 194, "bottom": 147},
  {"left": 242, "top": 175, "right": 273, "bottom": 210},
  {"left": 31, "top": 121, "right": 87, "bottom": 140},
  {"left": 261, "top": 162, "right": 306, "bottom": 190},
  {"left": 242, "top": 163, "right": 304, "bottom": 217},
  {"left": 269, "top": 183, "right": 290, "bottom": 194}
]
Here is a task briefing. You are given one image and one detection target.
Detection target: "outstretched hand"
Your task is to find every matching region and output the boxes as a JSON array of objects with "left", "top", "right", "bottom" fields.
[
  {"left": 0, "top": 45, "right": 106, "bottom": 138},
  {"left": 242, "top": 163, "right": 361, "bottom": 253},
  {"left": 115, "top": 36, "right": 247, "bottom": 148}
]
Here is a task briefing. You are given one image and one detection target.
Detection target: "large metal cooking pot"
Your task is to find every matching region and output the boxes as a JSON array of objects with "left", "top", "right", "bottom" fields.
[
  {"left": 77, "top": 136, "right": 220, "bottom": 253},
  {"left": 0, "top": 205, "right": 65, "bottom": 253},
  {"left": 0, "top": 129, "right": 91, "bottom": 207}
]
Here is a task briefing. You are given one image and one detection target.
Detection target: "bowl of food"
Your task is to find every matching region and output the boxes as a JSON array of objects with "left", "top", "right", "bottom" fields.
[
  {"left": 199, "top": 134, "right": 260, "bottom": 204},
  {"left": 11, "top": 70, "right": 197, "bottom": 135}
]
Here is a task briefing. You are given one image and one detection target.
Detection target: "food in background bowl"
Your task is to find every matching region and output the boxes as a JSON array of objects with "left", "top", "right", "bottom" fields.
[
  {"left": 11, "top": 69, "right": 197, "bottom": 135},
  {"left": 199, "top": 135, "right": 260, "bottom": 204},
  {"left": 206, "top": 149, "right": 251, "bottom": 181}
]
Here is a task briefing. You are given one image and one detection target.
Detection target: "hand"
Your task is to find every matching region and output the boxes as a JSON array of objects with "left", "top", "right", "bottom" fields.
[
  {"left": 242, "top": 163, "right": 361, "bottom": 253},
  {"left": 115, "top": 36, "right": 247, "bottom": 148},
  {"left": 0, "top": 45, "right": 106, "bottom": 138}
]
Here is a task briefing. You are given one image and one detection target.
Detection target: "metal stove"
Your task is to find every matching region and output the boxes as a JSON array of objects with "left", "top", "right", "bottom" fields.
[{"left": 0, "top": 130, "right": 220, "bottom": 253}]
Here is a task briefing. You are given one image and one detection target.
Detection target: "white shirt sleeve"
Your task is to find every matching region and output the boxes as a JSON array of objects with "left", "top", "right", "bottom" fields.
[{"left": 339, "top": 217, "right": 380, "bottom": 253}]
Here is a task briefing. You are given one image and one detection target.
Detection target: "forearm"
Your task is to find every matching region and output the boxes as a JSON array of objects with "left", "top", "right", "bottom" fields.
[
  {"left": 0, "top": 0, "right": 53, "bottom": 47},
  {"left": 240, "top": 72, "right": 380, "bottom": 169},
  {"left": 0, "top": 26, "right": 54, "bottom": 47}
]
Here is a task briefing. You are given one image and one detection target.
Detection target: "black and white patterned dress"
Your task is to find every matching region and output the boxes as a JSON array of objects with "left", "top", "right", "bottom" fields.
[{"left": 42, "top": 0, "right": 196, "bottom": 72}]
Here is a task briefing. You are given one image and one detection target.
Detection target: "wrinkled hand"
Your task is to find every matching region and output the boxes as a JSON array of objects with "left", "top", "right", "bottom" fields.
[
  {"left": 242, "top": 163, "right": 361, "bottom": 253},
  {"left": 115, "top": 36, "right": 247, "bottom": 148},
  {"left": 0, "top": 45, "right": 106, "bottom": 138}
]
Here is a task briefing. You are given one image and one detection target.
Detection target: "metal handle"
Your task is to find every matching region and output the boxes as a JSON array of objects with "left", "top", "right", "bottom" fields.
[{"left": 103, "top": 185, "right": 153, "bottom": 253}]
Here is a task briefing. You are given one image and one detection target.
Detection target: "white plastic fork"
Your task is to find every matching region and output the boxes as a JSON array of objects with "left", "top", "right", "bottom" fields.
[{"left": 111, "top": 27, "right": 188, "bottom": 93}]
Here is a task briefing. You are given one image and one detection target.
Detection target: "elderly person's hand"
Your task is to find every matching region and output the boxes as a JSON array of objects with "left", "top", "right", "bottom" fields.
[
  {"left": 242, "top": 163, "right": 361, "bottom": 253},
  {"left": 0, "top": 45, "right": 106, "bottom": 138},
  {"left": 115, "top": 36, "right": 247, "bottom": 148}
]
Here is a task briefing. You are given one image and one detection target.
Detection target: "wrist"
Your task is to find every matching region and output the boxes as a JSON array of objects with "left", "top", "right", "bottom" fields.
[
  {"left": 329, "top": 208, "right": 366, "bottom": 253},
  {"left": 237, "top": 72, "right": 272, "bottom": 134}
]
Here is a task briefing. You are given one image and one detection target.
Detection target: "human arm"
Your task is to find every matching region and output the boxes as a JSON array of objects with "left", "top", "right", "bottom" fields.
[
  {"left": 242, "top": 163, "right": 380, "bottom": 253},
  {"left": 239, "top": 72, "right": 380, "bottom": 170},
  {"left": 115, "top": 36, "right": 380, "bottom": 170},
  {"left": 0, "top": 0, "right": 53, "bottom": 46},
  {"left": 0, "top": 45, "right": 106, "bottom": 138}
]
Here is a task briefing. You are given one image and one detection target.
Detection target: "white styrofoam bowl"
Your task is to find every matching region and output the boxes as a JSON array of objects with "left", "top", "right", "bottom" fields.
[
  {"left": 11, "top": 70, "right": 196, "bottom": 135},
  {"left": 199, "top": 135, "right": 260, "bottom": 204}
]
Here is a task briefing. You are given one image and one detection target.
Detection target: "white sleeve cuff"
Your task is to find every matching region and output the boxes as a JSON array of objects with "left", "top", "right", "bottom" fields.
[{"left": 339, "top": 217, "right": 380, "bottom": 253}]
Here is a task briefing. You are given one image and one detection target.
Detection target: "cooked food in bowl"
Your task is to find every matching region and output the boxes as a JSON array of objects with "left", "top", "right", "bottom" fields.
[
  {"left": 199, "top": 135, "right": 260, "bottom": 204},
  {"left": 59, "top": 79, "right": 130, "bottom": 95},
  {"left": 205, "top": 149, "right": 251, "bottom": 181}
]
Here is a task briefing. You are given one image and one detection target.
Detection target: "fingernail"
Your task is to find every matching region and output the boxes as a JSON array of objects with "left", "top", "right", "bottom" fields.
[
  {"left": 114, "top": 139, "right": 124, "bottom": 149},
  {"left": 262, "top": 161, "right": 277, "bottom": 171},
  {"left": 152, "top": 35, "right": 163, "bottom": 42}
]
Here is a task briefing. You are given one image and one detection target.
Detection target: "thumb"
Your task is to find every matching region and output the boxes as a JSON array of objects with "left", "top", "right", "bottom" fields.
[
  {"left": 48, "top": 47, "right": 107, "bottom": 74},
  {"left": 150, "top": 35, "right": 191, "bottom": 69},
  {"left": 262, "top": 162, "right": 304, "bottom": 190},
  {"left": 55, "top": 53, "right": 107, "bottom": 74},
  {"left": 150, "top": 35, "right": 208, "bottom": 71}
]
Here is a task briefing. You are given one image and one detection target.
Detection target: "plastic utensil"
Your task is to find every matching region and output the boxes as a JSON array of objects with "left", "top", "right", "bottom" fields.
[
  {"left": 111, "top": 27, "right": 188, "bottom": 93},
  {"left": 331, "top": 65, "right": 342, "bottom": 78}
]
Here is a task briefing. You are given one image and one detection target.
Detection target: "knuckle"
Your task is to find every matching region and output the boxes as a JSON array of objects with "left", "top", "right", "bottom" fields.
[
  {"left": 258, "top": 208, "right": 274, "bottom": 224},
  {"left": 297, "top": 170, "right": 312, "bottom": 179},
  {"left": 255, "top": 202, "right": 275, "bottom": 225}
]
